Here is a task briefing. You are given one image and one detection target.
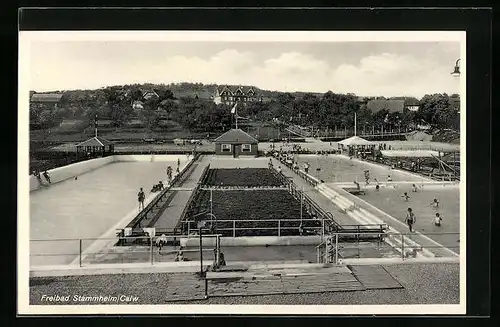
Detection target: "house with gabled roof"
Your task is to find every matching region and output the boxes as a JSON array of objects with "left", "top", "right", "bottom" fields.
[
  {"left": 31, "top": 93, "right": 64, "bottom": 109},
  {"left": 214, "top": 128, "right": 258, "bottom": 157},
  {"left": 213, "top": 85, "right": 263, "bottom": 105},
  {"left": 76, "top": 136, "right": 115, "bottom": 157},
  {"left": 142, "top": 89, "right": 159, "bottom": 100}
]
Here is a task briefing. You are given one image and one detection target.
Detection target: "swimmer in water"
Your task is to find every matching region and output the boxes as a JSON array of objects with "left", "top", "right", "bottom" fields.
[
  {"left": 412, "top": 184, "right": 418, "bottom": 192},
  {"left": 374, "top": 178, "right": 380, "bottom": 191},
  {"left": 430, "top": 198, "right": 440, "bottom": 209},
  {"left": 401, "top": 192, "right": 410, "bottom": 201},
  {"left": 353, "top": 180, "right": 361, "bottom": 190},
  {"left": 433, "top": 213, "right": 443, "bottom": 227},
  {"left": 387, "top": 175, "right": 392, "bottom": 182}
]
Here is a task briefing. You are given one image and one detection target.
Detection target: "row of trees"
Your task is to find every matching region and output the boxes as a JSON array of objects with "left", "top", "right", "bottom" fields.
[
  {"left": 237, "top": 91, "right": 460, "bottom": 132},
  {"left": 29, "top": 83, "right": 460, "bottom": 133}
]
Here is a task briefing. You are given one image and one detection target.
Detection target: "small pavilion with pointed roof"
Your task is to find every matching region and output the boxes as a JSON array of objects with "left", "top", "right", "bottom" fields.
[
  {"left": 76, "top": 136, "right": 115, "bottom": 158},
  {"left": 214, "top": 128, "right": 258, "bottom": 157}
]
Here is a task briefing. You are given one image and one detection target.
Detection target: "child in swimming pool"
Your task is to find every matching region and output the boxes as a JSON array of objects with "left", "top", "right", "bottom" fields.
[
  {"left": 433, "top": 213, "right": 443, "bottom": 226},
  {"left": 430, "top": 198, "right": 440, "bottom": 209}
]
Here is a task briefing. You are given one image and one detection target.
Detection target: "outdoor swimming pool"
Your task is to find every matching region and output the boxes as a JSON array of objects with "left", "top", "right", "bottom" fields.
[
  {"left": 29, "top": 158, "right": 186, "bottom": 266},
  {"left": 354, "top": 184, "right": 460, "bottom": 253},
  {"left": 294, "top": 155, "right": 429, "bottom": 183}
]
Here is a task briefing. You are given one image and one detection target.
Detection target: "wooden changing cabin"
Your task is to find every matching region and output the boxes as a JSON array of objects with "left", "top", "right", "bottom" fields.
[{"left": 76, "top": 136, "right": 115, "bottom": 158}]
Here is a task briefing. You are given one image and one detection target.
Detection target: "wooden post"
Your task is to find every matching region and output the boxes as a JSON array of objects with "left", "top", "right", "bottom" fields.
[
  {"left": 150, "top": 236, "right": 153, "bottom": 265},
  {"left": 335, "top": 233, "right": 339, "bottom": 264},
  {"left": 233, "top": 220, "right": 236, "bottom": 237},
  {"left": 300, "top": 187, "right": 304, "bottom": 224},
  {"left": 204, "top": 276, "right": 208, "bottom": 299},
  {"left": 278, "top": 220, "right": 281, "bottom": 237},
  {"left": 321, "top": 219, "right": 325, "bottom": 242},
  {"left": 401, "top": 234, "right": 405, "bottom": 260},
  {"left": 199, "top": 227, "right": 203, "bottom": 275}
]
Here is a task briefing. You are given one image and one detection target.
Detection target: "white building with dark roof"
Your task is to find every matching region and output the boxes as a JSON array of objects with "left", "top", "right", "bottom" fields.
[{"left": 213, "top": 86, "right": 263, "bottom": 105}]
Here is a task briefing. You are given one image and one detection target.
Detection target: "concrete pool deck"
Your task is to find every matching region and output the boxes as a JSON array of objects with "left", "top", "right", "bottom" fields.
[{"left": 29, "top": 261, "right": 460, "bottom": 306}]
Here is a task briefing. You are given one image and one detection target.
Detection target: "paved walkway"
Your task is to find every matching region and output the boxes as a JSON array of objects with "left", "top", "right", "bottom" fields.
[
  {"left": 153, "top": 156, "right": 210, "bottom": 229},
  {"left": 270, "top": 158, "right": 358, "bottom": 226}
]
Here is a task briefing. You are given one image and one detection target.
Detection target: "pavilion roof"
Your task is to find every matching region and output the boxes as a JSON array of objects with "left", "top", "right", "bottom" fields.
[{"left": 76, "top": 136, "right": 114, "bottom": 147}]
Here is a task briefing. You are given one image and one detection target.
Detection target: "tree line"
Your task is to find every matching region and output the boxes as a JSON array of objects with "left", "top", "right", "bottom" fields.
[{"left": 29, "top": 83, "right": 460, "bottom": 133}]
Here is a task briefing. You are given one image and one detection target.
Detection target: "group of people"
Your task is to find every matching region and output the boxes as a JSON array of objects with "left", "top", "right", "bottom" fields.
[
  {"left": 150, "top": 181, "right": 164, "bottom": 193},
  {"left": 137, "top": 159, "right": 184, "bottom": 211},
  {"left": 33, "top": 169, "right": 51, "bottom": 184},
  {"left": 378, "top": 143, "right": 392, "bottom": 151},
  {"left": 403, "top": 197, "right": 443, "bottom": 233}
]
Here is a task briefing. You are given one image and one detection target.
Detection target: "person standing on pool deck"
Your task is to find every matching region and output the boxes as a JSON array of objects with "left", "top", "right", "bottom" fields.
[
  {"left": 405, "top": 208, "right": 416, "bottom": 232},
  {"left": 364, "top": 170, "right": 370, "bottom": 185},
  {"left": 433, "top": 213, "right": 443, "bottom": 227},
  {"left": 430, "top": 198, "right": 440, "bottom": 209},
  {"left": 138, "top": 188, "right": 145, "bottom": 211}
]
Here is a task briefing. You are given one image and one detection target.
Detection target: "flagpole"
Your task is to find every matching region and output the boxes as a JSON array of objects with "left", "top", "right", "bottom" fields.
[
  {"left": 354, "top": 112, "right": 357, "bottom": 136},
  {"left": 94, "top": 114, "right": 98, "bottom": 137},
  {"left": 235, "top": 103, "right": 238, "bottom": 129}
]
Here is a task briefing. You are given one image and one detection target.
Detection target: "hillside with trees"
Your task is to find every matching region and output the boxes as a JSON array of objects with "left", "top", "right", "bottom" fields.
[{"left": 29, "top": 82, "right": 460, "bottom": 142}]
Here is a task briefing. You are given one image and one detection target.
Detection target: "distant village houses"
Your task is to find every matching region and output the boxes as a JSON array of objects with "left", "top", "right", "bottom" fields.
[
  {"left": 406, "top": 105, "right": 420, "bottom": 112},
  {"left": 142, "top": 89, "right": 159, "bottom": 100},
  {"left": 212, "top": 86, "right": 263, "bottom": 106},
  {"left": 30, "top": 93, "right": 64, "bottom": 109}
]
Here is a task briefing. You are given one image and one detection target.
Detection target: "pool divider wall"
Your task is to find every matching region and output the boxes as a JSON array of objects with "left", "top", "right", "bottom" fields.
[
  {"left": 29, "top": 154, "right": 190, "bottom": 192},
  {"left": 208, "top": 156, "right": 269, "bottom": 169}
]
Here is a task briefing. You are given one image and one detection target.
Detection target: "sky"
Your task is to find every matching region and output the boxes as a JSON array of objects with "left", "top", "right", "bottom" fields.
[{"left": 28, "top": 40, "right": 461, "bottom": 97}]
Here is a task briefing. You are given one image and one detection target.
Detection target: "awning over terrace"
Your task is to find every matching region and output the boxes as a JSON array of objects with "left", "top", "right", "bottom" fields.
[
  {"left": 380, "top": 150, "right": 440, "bottom": 158},
  {"left": 338, "top": 136, "right": 374, "bottom": 147}
]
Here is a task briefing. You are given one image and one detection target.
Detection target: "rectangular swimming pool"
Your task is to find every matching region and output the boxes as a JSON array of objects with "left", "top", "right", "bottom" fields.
[{"left": 29, "top": 157, "right": 188, "bottom": 266}]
